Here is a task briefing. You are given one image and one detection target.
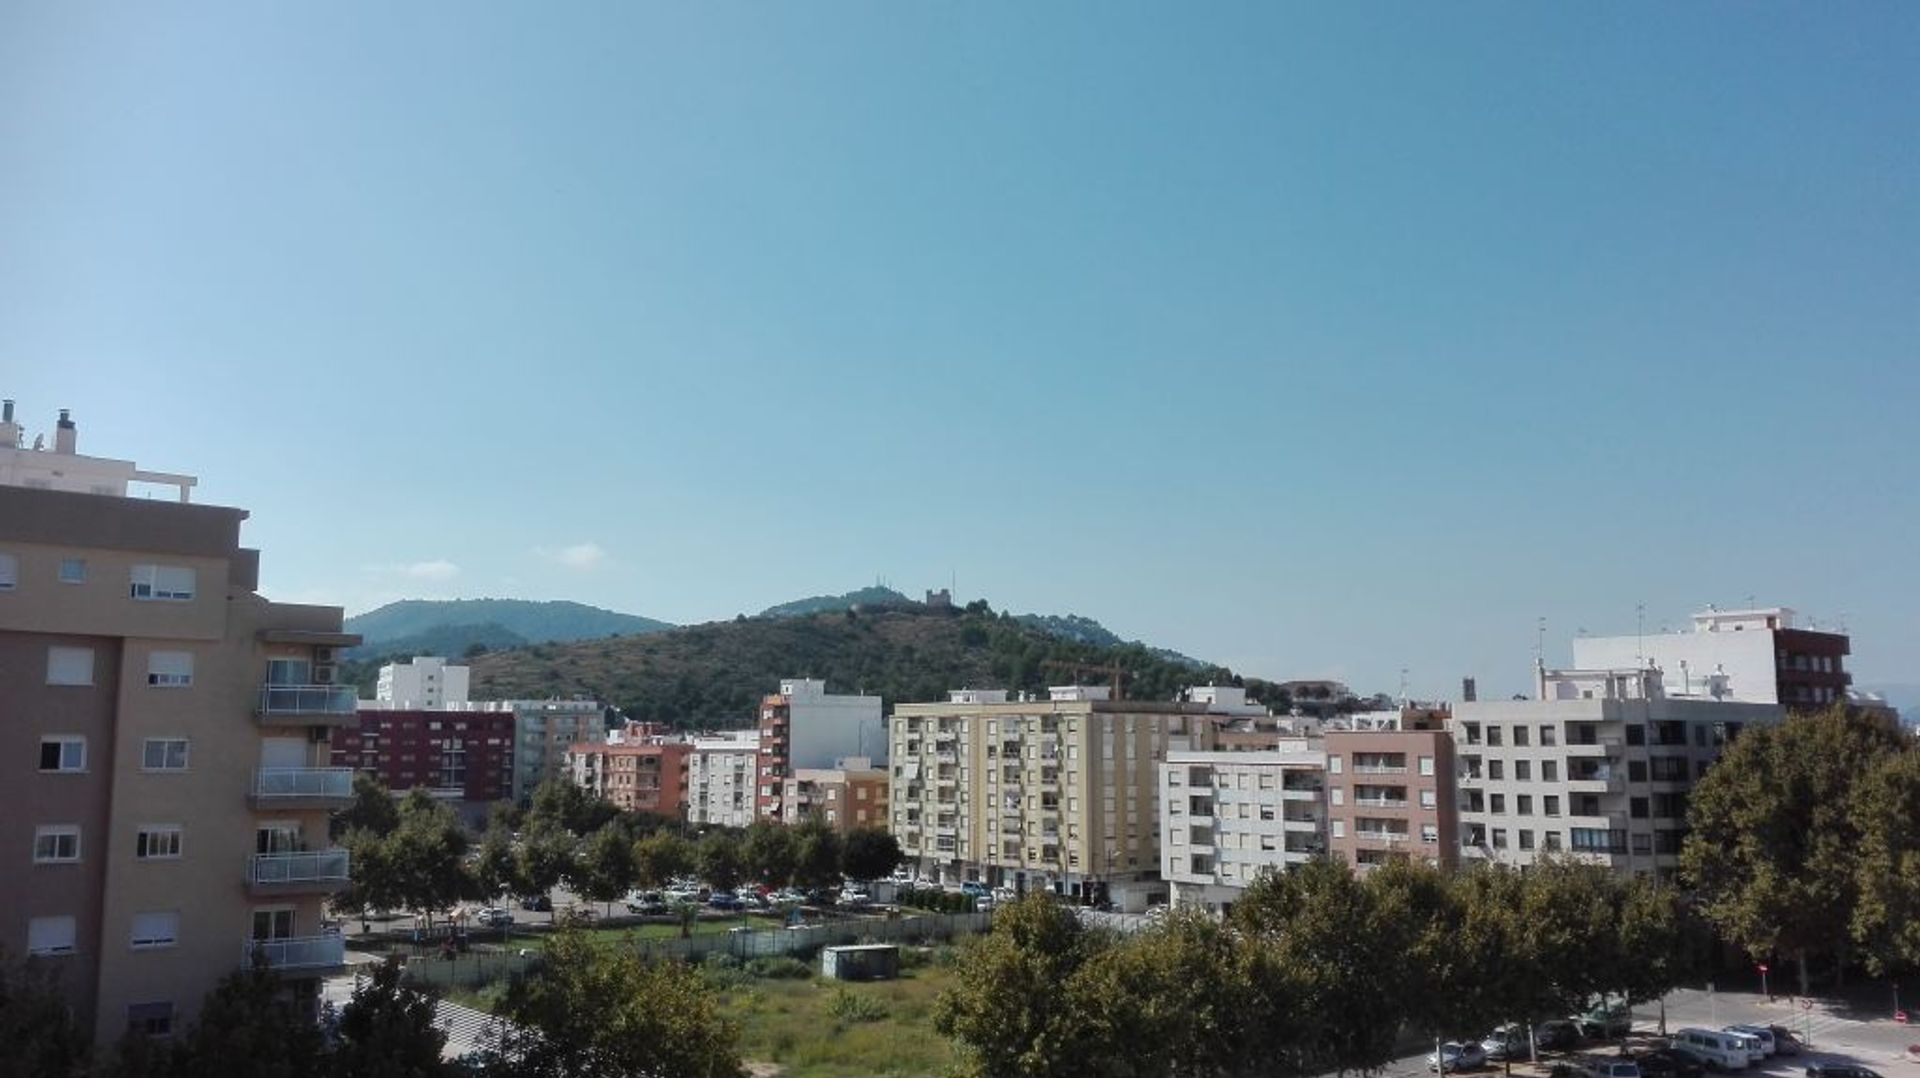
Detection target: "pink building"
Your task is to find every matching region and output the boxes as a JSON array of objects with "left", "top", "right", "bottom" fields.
[{"left": 1324, "top": 709, "right": 1457, "bottom": 872}]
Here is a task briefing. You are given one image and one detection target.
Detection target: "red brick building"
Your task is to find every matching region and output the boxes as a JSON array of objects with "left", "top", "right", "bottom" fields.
[
  {"left": 566, "top": 741, "right": 691, "bottom": 818},
  {"left": 331, "top": 709, "right": 517, "bottom": 803}
]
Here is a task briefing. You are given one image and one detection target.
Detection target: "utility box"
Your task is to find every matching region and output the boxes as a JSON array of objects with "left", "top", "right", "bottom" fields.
[{"left": 820, "top": 943, "right": 899, "bottom": 982}]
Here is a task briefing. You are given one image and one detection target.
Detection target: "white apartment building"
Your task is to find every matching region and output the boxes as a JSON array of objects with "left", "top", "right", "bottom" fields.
[
  {"left": 889, "top": 686, "right": 1215, "bottom": 911},
  {"left": 1453, "top": 663, "right": 1780, "bottom": 881},
  {"left": 1159, "top": 748, "right": 1326, "bottom": 913},
  {"left": 757, "top": 679, "right": 885, "bottom": 820},
  {"left": 0, "top": 402, "right": 197, "bottom": 502},
  {"left": 688, "top": 731, "right": 761, "bottom": 829},
  {"left": 373, "top": 656, "right": 469, "bottom": 709},
  {"left": 1570, "top": 606, "right": 1852, "bottom": 709}
]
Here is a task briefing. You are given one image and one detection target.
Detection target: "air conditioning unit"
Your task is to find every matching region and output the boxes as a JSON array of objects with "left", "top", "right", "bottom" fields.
[
  {"left": 313, "top": 664, "right": 336, "bottom": 685},
  {"left": 313, "top": 646, "right": 336, "bottom": 664}
]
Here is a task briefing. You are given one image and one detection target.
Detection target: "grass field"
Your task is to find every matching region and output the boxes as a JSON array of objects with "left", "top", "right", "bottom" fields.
[{"left": 716, "top": 964, "right": 959, "bottom": 1078}]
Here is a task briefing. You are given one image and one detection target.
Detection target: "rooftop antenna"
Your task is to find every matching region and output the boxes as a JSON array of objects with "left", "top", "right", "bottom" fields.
[
  {"left": 1399, "top": 667, "right": 1409, "bottom": 708},
  {"left": 1534, "top": 616, "right": 1546, "bottom": 667},
  {"left": 1636, "top": 603, "right": 1646, "bottom": 667}
]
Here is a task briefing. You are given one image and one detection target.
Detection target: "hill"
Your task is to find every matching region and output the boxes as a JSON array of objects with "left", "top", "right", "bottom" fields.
[
  {"left": 345, "top": 599, "right": 674, "bottom": 659},
  {"left": 465, "top": 603, "right": 1278, "bottom": 727},
  {"left": 759, "top": 586, "right": 918, "bottom": 618},
  {"left": 1012, "top": 612, "right": 1208, "bottom": 670}
]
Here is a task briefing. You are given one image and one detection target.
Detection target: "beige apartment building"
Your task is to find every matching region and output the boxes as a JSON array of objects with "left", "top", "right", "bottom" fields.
[
  {"left": 777, "top": 756, "right": 888, "bottom": 834},
  {"left": 1, "top": 409, "right": 357, "bottom": 1044},
  {"left": 889, "top": 686, "right": 1214, "bottom": 911}
]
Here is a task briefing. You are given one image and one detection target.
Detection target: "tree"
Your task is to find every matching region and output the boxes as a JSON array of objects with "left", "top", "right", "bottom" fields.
[
  {"left": 388, "top": 789, "right": 474, "bottom": 929},
  {"left": 0, "top": 948, "right": 90, "bottom": 1078},
  {"left": 337, "top": 827, "right": 405, "bottom": 928},
  {"left": 488, "top": 924, "right": 745, "bottom": 1078},
  {"left": 173, "top": 962, "right": 327, "bottom": 1078},
  {"left": 516, "top": 825, "right": 577, "bottom": 923},
  {"left": 1849, "top": 745, "right": 1920, "bottom": 976},
  {"left": 1519, "top": 858, "right": 1620, "bottom": 1020},
  {"left": 841, "top": 827, "right": 903, "bottom": 882},
  {"left": 1682, "top": 706, "right": 1909, "bottom": 993},
  {"left": 791, "top": 821, "right": 844, "bottom": 888},
  {"left": 934, "top": 893, "right": 1101, "bottom": 1078},
  {"left": 573, "top": 824, "right": 639, "bottom": 916},
  {"left": 472, "top": 819, "right": 525, "bottom": 902},
  {"left": 328, "top": 956, "right": 453, "bottom": 1078},
  {"left": 333, "top": 773, "right": 400, "bottom": 840},
  {"left": 633, "top": 831, "right": 694, "bottom": 890},
  {"left": 525, "top": 778, "right": 617, "bottom": 837},
  {"left": 740, "top": 821, "right": 797, "bottom": 887},
  {"left": 698, "top": 831, "right": 745, "bottom": 894},
  {"left": 1615, "top": 875, "right": 1698, "bottom": 1034}
]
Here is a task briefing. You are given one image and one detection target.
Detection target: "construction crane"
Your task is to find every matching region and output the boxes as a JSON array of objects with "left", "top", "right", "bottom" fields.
[{"left": 1041, "top": 657, "right": 1133, "bottom": 701}]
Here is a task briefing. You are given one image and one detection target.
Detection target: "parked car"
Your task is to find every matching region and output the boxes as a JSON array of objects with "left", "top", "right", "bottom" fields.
[
  {"left": 476, "top": 907, "right": 514, "bottom": 928},
  {"left": 1580, "top": 1059, "right": 1641, "bottom": 1078},
  {"left": 959, "top": 881, "right": 990, "bottom": 898},
  {"left": 1669, "top": 1028, "right": 1750, "bottom": 1071},
  {"left": 735, "top": 889, "right": 769, "bottom": 909},
  {"left": 707, "top": 893, "right": 744, "bottom": 912},
  {"left": 1763, "top": 1026, "right": 1803, "bottom": 1056},
  {"left": 804, "top": 887, "right": 838, "bottom": 906},
  {"left": 518, "top": 894, "right": 552, "bottom": 912},
  {"left": 1483, "top": 1025, "right": 1531, "bottom": 1061},
  {"left": 1429, "top": 1042, "right": 1488, "bottom": 1072},
  {"left": 1806, "top": 1068, "right": 1883, "bottom": 1078},
  {"left": 1576, "top": 1001, "right": 1633, "bottom": 1040},
  {"left": 1536, "top": 1020, "right": 1583, "bottom": 1051},
  {"left": 771, "top": 888, "right": 806, "bottom": 905},
  {"left": 664, "top": 887, "right": 703, "bottom": 905},
  {"left": 624, "top": 891, "right": 667, "bottom": 915},
  {"left": 1725, "top": 1026, "right": 1776, "bottom": 1058},
  {"left": 1634, "top": 1049, "right": 1705, "bottom": 1078}
]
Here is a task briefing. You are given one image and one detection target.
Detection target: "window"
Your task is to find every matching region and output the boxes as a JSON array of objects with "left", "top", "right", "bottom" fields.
[
  {"left": 129, "top": 565, "right": 195, "bottom": 601},
  {"left": 1516, "top": 794, "right": 1532, "bottom": 815},
  {"left": 136, "top": 827, "right": 182, "bottom": 860},
  {"left": 1418, "top": 756, "right": 1435, "bottom": 776},
  {"left": 1626, "top": 724, "right": 1646, "bottom": 746},
  {"left": 34, "top": 825, "right": 81, "bottom": 863},
  {"left": 1420, "top": 789, "right": 1437, "bottom": 808},
  {"left": 1491, "top": 828, "right": 1508, "bottom": 849},
  {"left": 129, "top": 911, "right": 179, "bottom": 950},
  {"left": 147, "top": 651, "right": 193, "bottom": 687},
  {"left": 1488, "top": 760, "right": 1504, "bottom": 781},
  {"left": 251, "top": 909, "right": 295, "bottom": 941},
  {"left": 1542, "top": 760, "right": 1558, "bottom": 782},
  {"left": 0, "top": 552, "right": 16, "bottom": 589},
  {"left": 47, "top": 646, "right": 94, "bottom": 686},
  {"left": 39, "top": 737, "right": 87, "bottom": 773},
  {"left": 1518, "top": 829, "right": 1535, "bottom": 850},
  {"left": 27, "top": 914, "right": 78, "bottom": 957},
  {"left": 1544, "top": 795, "right": 1561, "bottom": 817},
  {"left": 58, "top": 558, "right": 86, "bottom": 584},
  {"left": 1490, "top": 794, "right": 1505, "bottom": 814},
  {"left": 266, "top": 658, "right": 311, "bottom": 686},
  {"left": 1630, "top": 798, "right": 1649, "bottom": 819},
  {"left": 127, "top": 1002, "right": 174, "bottom": 1038},
  {"left": 1328, "top": 756, "right": 1343, "bottom": 774},
  {"left": 1515, "top": 760, "right": 1531, "bottom": 781},
  {"left": 1331, "top": 820, "right": 1345, "bottom": 838},
  {"left": 1539, "top": 724, "right": 1557, "bottom": 747},
  {"left": 1513, "top": 726, "right": 1529, "bottom": 747},
  {"left": 142, "top": 739, "right": 190, "bottom": 771},
  {"left": 1486, "top": 726, "right": 1503, "bottom": 747}
]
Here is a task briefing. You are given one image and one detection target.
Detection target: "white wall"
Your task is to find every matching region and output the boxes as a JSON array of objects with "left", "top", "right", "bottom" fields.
[
  {"left": 788, "top": 692, "right": 886, "bottom": 769},
  {"left": 1572, "top": 630, "right": 1779, "bottom": 703}
]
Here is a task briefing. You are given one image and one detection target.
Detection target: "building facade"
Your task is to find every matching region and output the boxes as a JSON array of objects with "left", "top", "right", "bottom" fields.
[
  {"left": 1324, "top": 715, "right": 1459, "bottom": 872},
  {"left": 687, "top": 731, "right": 760, "bottom": 829},
  {"left": 331, "top": 709, "right": 516, "bottom": 803},
  {"left": 778, "top": 757, "right": 888, "bottom": 834},
  {"left": 756, "top": 679, "right": 885, "bottom": 820},
  {"left": 1, "top": 418, "right": 356, "bottom": 1045},
  {"left": 1570, "top": 606, "right": 1852, "bottom": 710},
  {"left": 566, "top": 741, "right": 691, "bottom": 817},
  {"left": 373, "top": 656, "right": 469, "bottom": 710},
  {"left": 1159, "top": 748, "right": 1326, "bottom": 913},
  {"left": 1453, "top": 663, "right": 1780, "bottom": 881},
  {"left": 889, "top": 686, "right": 1212, "bottom": 911}
]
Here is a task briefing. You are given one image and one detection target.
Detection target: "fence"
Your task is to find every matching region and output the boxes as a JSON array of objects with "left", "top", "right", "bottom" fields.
[{"left": 399, "top": 910, "right": 995, "bottom": 991}]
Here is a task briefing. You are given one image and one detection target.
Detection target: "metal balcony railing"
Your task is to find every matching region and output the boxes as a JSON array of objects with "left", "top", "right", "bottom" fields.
[
  {"left": 257, "top": 685, "right": 357, "bottom": 716},
  {"left": 248, "top": 849, "right": 350, "bottom": 886},
  {"left": 244, "top": 933, "right": 346, "bottom": 971},
  {"left": 253, "top": 768, "right": 354, "bottom": 800}
]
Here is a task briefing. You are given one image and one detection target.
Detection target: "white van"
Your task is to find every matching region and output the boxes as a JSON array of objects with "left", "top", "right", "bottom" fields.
[
  {"left": 1671, "top": 1029, "right": 1750, "bottom": 1071},
  {"left": 1720, "top": 1029, "right": 1765, "bottom": 1065},
  {"left": 1725, "top": 1026, "right": 1775, "bottom": 1058}
]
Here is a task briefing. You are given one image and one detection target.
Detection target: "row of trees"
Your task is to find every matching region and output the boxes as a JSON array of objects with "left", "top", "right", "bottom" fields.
[
  {"left": 936, "top": 857, "right": 1697, "bottom": 1078},
  {"left": 334, "top": 777, "right": 903, "bottom": 926},
  {"left": 1681, "top": 704, "right": 1920, "bottom": 994}
]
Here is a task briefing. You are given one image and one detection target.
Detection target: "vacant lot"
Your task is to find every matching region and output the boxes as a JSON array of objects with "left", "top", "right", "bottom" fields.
[{"left": 717, "top": 963, "right": 959, "bottom": 1078}]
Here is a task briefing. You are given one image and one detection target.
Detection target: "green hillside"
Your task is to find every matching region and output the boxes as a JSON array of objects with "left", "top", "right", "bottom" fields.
[
  {"left": 466, "top": 602, "right": 1285, "bottom": 727},
  {"left": 345, "top": 599, "right": 673, "bottom": 659}
]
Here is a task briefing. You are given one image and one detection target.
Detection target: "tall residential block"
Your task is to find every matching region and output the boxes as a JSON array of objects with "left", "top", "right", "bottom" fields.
[
  {"left": 331, "top": 709, "right": 517, "bottom": 824},
  {"left": 1, "top": 409, "right": 357, "bottom": 1044},
  {"left": 888, "top": 686, "right": 1212, "bottom": 911},
  {"left": 373, "top": 656, "right": 469, "bottom": 709},
  {"left": 756, "top": 679, "right": 884, "bottom": 820},
  {"left": 1570, "top": 606, "right": 1852, "bottom": 709},
  {"left": 1323, "top": 709, "right": 1459, "bottom": 872},
  {"left": 688, "top": 731, "right": 760, "bottom": 828},
  {"left": 1159, "top": 747, "right": 1326, "bottom": 913}
]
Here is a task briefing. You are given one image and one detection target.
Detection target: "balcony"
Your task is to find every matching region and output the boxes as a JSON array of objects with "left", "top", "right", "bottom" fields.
[
  {"left": 251, "top": 768, "right": 355, "bottom": 808},
  {"left": 1567, "top": 772, "right": 1625, "bottom": 794},
  {"left": 247, "top": 850, "right": 351, "bottom": 895},
  {"left": 244, "top": 933, "right": 346, "bottom": 972},
  {"left": 1565, "top": 738, "right": 1624, "bottom": 756},
  {"left": 1281, "top": 787, "right": 1320, "bottom": 801},
  {"left": 1353, "top": 830, "right": 1410, "bottom": 844},
  {"left": 256, "top": 685, "right": 358, "bottom": 725},
  {"left": 1354, "top": 797, "right": 1408, "bottom": 809},
  {"left": 1352, "top": 763, "right": 1407, "bottom": 775}
]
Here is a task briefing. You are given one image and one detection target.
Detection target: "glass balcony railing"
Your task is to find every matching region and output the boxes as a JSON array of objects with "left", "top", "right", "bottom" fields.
[
  {"left": 248, "top": 849, "right": 351, "bottom": 886},
  {"left": 257, "top": 685, "right": 357, "bottom": 716},
  {"left": 245, "top": 933, "right": 346, "bottom": 971},
  {"left": 253, "top": 768, "right": 355, "bottom": 800}
]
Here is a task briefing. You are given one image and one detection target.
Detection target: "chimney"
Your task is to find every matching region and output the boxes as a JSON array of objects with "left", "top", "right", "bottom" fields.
[
  {"left": 54, "top": 409, "right": 77, "bottom": 454},
  {"left": 0, "top": 399, "right": 16, "bottom": 449}
]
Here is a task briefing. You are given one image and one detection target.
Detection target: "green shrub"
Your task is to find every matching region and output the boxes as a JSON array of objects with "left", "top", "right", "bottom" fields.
[
  {"left": 828, "top": 986, "right": 889, "bottom": 1024},
  {"left": 746, "top": 956, "right": 812, "bottom": 980}
]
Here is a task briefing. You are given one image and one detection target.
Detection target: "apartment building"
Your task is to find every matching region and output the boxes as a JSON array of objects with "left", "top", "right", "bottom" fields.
[
  {"left": 777, "top": 756, "right": 888, "bottom": 834},
  {"left": 688, "top": 731, "right": 760, "bottom": 828},
  {"left": 1453, "top": 663, "right": 1780, "bottom": 881},
  {"left": 1570, "top": 606, "right": 1852, "bottom": 710},
  {"left": 1159, "top": 747, "right": 1326, "bottom": 913},
  {"left": 889, "top": 686, "right": 1213, "bottom": 911},
  {"left": 566, "top": 741, "right": 691, "bottom": 817},
  {"left": 1324, "top": 709, "right": 1459, "bottom": 872},
  {"left": 756, "top": 678, "right": 885, "bottom": 819},
  {"left": 373, "top": 656, "right": 469, "bottom": 709},
  {"left": 1, "top": 409, "right": 356, "bottom": 1044},
  {"left": 331, "top": 709, "right": 516, "bottom": 811}
]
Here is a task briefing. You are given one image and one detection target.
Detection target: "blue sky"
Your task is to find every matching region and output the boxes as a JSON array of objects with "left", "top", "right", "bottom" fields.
[{"left": 3, "top": 4, "right": 1915, "bottom": 699}]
